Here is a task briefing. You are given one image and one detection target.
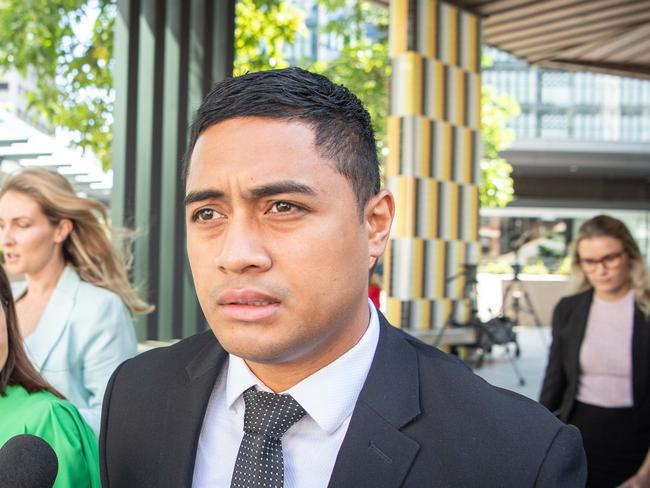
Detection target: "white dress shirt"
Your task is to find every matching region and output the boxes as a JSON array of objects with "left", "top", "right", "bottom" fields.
[{"left": 192, "top": 300, "right": 380, "bottom": 488}]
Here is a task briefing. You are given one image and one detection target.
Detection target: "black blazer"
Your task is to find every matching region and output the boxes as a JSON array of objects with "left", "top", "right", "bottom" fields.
[
  {"left": 100, "top": 313, "right": 586, "bottom": 487},
  {"left": 540, "top": 289, "right": 650, "bottom": 423}
]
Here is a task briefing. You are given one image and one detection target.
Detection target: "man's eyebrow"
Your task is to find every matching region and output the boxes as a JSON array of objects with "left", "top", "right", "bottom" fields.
[
  {"left": 248, "top": 181, "right": 316, "bottom": 199},
  {"left": 184, "top": 189, "right": 225, "bottom": 206},
  {"left": 184, "top": 182, "right": 316, "bottom": 206}
]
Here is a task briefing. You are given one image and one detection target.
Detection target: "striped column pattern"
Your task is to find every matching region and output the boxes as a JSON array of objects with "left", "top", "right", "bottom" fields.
[{"left": 385, "top": 0, "right": 481, "bottom": 331}]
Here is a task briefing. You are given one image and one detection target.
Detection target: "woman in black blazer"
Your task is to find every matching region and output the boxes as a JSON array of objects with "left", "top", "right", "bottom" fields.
[{"left": 540, "top": 215, "right": 650, "bottom": 488}]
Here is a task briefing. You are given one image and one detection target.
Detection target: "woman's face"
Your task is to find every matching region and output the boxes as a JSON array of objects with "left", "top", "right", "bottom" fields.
[
  {"left": 0, "top": 191, "right": 66, "bottom": 277},
  {"left": 0, "top": 304, "right": 7, "bottom": 371},
  {"left": 577, "top": 236, "right": 631, "bottom": 299}
]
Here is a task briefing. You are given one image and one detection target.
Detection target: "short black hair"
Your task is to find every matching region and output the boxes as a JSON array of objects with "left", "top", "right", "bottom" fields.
[{"left": 183, "top": 67, "right": 380, "bottom": 213}]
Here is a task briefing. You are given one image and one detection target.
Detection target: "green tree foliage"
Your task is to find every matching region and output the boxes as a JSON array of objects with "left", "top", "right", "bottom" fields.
[
  {"left": 0, "top": 0, "right": 115, "bottom": 169},
  {"left": 480, "top": 53, "right": 520, "bottom": 207},
  {"left": 480, "top": 85, "right": 520, "bottom": 207},
  {"left": 234, "top": 0, "right": 305, "bottom": 73},
  {"left": 307, "top": 2, "right": 390, "bottom": 156}
]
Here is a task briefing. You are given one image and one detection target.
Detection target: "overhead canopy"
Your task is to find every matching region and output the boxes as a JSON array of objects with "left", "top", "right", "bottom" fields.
[
  {"left": 452, "top": 0, "right": 650, "bottom": 80},
  {"left": 375, "top": 0, "right": 650, "bottom": 80}
]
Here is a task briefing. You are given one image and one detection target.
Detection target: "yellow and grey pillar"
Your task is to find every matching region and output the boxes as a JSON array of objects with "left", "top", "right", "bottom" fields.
[{"left": 385, "top": 0, "right": 481, "bottom": 331}]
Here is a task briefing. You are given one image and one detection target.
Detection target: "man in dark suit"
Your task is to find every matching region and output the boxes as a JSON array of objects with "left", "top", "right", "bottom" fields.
[{"left": 100, "top": 67, "right": 586, "bottom": 487}]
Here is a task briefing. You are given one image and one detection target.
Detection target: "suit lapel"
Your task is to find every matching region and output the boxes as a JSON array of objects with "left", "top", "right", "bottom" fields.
[
  {"left": 328, "top": 315, "right": 420, "bottom": 488},
  {"left": 565, "top": 290, "right": 592, "bottom": 384},
  {"left": 24, "top": 266, "right": 79, "bottom": 371},
  {"left": 632, "top": 306, "right": 649, "bottom": 407},
  {"left": 157, "top": 333, "right": 227, "bottom": 488}
]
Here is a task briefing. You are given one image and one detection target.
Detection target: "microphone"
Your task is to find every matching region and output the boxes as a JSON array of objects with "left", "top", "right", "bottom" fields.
[{"left": 0, "top": 434, "right": 59, "bottom": 487}]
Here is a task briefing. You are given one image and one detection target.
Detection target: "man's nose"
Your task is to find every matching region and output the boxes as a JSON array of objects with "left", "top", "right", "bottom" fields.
[{"left": 215, "top": 217, "right": 271, "bottom": 274}]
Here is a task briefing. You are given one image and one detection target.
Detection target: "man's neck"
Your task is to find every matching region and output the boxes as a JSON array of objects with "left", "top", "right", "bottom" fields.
[{"left": 245, "top": 359, "right": 328, "bottom": 393}]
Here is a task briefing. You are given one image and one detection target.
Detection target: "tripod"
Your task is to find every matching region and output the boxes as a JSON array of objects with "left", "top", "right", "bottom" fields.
[
  {"left": 438, "top": 264, "right": 526, "bottom": 386},
  {"left": 432, "top": 264, "right": 478, "bottom": 349},
  {"left": 500, "top": 262, "right": 550, "bottom": 352},
  {"left": 501, "top": 264, "right": 542, "bottom": 329}
]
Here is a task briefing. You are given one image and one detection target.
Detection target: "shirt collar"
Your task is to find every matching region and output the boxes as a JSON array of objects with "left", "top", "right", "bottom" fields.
[{"left": 225, "top": 299, "right": 380, "bottom": 435}]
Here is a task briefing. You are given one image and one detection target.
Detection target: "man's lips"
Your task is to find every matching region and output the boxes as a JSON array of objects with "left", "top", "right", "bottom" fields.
[
  {"left": 218, "top": 289, "right": 280, "bottom": 306},
  {"left": 217, "top": 289, "right": 281, "bottom": 321}
]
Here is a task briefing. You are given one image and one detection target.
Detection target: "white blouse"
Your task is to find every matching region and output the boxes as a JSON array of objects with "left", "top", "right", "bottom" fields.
[{"left": 577, "top": 289, "right": 635, "bottom": 408}]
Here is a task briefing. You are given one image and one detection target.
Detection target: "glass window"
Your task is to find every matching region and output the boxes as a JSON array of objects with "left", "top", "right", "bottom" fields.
[{"left": 540, "top": 113, "right": 568, "bottom": 138}]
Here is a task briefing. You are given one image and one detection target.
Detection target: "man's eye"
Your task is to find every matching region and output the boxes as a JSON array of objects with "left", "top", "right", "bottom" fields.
[
  {"left": 270, "top": 202, "right": 297, "bottom": 213},
  {"left": 195, "top": 208, "right": 220, "bottom": 222}
]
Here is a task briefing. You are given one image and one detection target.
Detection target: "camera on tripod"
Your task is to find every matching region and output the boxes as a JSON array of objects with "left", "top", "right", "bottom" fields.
[{"left": 500, "top": 251, "right": 542, "bottom": 329}]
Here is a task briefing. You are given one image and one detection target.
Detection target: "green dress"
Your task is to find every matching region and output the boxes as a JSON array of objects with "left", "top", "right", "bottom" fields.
[{"left": 0, "top": 385, "right": 101, "bottom": 488}]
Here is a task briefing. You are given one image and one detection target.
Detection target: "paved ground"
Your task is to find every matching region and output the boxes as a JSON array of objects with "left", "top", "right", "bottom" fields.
[{"left": 472, "top": 325, "right": 552, "bottom": 400}]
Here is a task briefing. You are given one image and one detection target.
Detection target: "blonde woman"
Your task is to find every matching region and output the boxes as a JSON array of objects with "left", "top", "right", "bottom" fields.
[
  {"left": 0, "top": 168, "right": 152, "bottom": 435},
  {"left": 540, "top": 215, "right": 650, "bottom": 488}
]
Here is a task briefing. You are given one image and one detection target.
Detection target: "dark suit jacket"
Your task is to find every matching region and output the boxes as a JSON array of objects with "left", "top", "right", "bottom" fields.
[
  {"left": 539, "top": 289, "right": 650, "bottom": 424},
  {"left": 100, "top": 313, "right": 586, "bottom": 487}
]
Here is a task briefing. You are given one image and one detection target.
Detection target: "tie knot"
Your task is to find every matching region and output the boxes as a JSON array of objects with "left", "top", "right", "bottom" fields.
[{"left": 242, "top": 387, "right": 306, "bottom": 439}]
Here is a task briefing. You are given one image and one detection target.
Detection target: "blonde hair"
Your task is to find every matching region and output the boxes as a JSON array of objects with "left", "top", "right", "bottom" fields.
[
  {"left": 1, "top": 168, "right": 153, "bottom": 315},
  {"left": 570, "top": 214, "right": 650, "bottom": 316}
]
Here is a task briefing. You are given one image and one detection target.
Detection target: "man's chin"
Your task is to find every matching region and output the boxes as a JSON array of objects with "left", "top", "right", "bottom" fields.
[
  {"left": 211, "top": 327, "right": 288, "bottom": 363},
  {"left": 222, "top": 343, "right": 290, "bottom": 365}
]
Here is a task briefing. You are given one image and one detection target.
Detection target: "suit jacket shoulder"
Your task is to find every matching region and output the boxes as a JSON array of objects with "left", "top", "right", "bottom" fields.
[
  {"left": 100, "top": 330, "right": 224, "bottom": 488},
  {"left": 113, "top": 330, "right": 218, "bottom": 383},
  {"left": 329, "top": 317, "right": 586, "bottom": 487}
]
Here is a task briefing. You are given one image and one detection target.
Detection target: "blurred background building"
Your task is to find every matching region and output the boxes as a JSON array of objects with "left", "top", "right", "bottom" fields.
[{"left": 481, "top": 47, "right": 650, "bottom": 272}]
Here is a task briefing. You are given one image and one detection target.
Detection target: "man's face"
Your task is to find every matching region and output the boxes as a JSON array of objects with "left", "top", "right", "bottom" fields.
[{"left": 185, "top": 117, "right": 392, "bottom": 373}]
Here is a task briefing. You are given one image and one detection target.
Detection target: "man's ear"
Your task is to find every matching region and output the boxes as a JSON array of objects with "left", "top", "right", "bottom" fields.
[
  {"left": 365, "top": 190, "right": 395, "bottom": 268},
  {"left": 54, "top": 219, "right": 73, "bottom": 243}
]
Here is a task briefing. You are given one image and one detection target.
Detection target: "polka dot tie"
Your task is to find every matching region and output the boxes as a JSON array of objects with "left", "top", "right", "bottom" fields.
[{"left": 230, "top": 387, "right": 306, "bottom": 488}]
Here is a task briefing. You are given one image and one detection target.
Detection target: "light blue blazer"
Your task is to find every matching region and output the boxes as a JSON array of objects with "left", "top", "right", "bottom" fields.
[{"left": 12, "top": 266, "right": 137, "bottom": 436}]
